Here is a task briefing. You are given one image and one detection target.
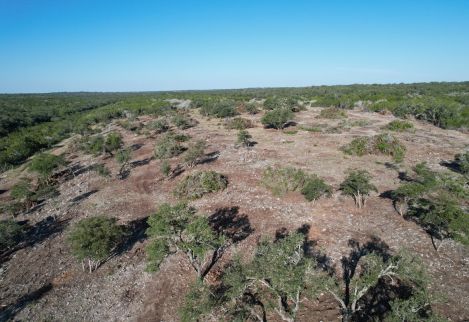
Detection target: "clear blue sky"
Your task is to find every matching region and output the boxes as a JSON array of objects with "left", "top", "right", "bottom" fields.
[{"left": 1, "top": 0, "right": 468, "bottom": 93}]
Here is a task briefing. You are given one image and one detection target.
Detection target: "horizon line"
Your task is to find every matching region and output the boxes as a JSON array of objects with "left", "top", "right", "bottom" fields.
[{"left": 1, "top": 80, "right": 468, "bottom": 95}]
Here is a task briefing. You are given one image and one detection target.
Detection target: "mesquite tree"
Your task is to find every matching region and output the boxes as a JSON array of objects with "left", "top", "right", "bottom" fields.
[
  {"left": 193, "top": 233, "right": 321, "bottom": 322},
  {"left": 145, "top": 203, "right": 227, "bottom": 279},
  {"left": 68, "top": 216, "right": 124, "bottom": 272},
  {"left": 314, "top": 249, "right": 432, "bottom": 322},
  {"left": 339, "top": 170, "right": 377, "bottom": 208}
]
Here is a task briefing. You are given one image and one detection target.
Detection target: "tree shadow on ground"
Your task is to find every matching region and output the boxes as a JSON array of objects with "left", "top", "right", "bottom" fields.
[
  {"left": 115, "top": 217, "right": 149, "bottom": 256},
  {"left": 439, "top": 160, "right": 463, "bottom": 174},
  {"left": 130, "top": 157, "right": 152, "bottom": 168},
  {"left": 0, "top": 283, "right": 53, "bottom": 322},
  {"left": 0, "top": 216, "right": 69, "bottom": 264},
  {"left": 196, "top": 151, "right": 220, "bottom": 166},
  {"left": 208, "top": 207, "right": 254, "bottom": 243},
  {"left": 69, "top": 189, "right": 98, "bottom": 203}
]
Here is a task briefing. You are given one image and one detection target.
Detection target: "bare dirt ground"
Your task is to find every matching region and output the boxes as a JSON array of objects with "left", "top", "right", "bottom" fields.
[{"left": 1, "top": 106, "right": 468, "bottom": 321}]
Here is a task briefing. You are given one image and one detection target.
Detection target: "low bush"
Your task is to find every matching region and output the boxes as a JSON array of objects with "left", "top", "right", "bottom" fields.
[
  {"left": 301, "top": 177, "right": 332, "bottom": 201},
  {"left": 261, "top": 108, "right": 293, "bottom": 129},
  {"left": 454, "top": 151, "right": 469, "bottom": 174},
  {"left": 149, "top": 119, "right": 170, "bottom": 133},
  {"left": 154, "top": 133, "right": 185, "bottom": 159},
  {"left": 160, "top": 160, "right": 171, "bottom": 177},
  {"left": 0, "top": 219, "right": 24, "bottom": 252},
  {"left": 225, "top": 117, "right": 253, "bottom": 130},
  {"left": 342, "top": 133, "right": 406, "bottom": 162},
  {"left": 173, "top": 171, "right": 227, "bottom": 199},
  {"left": 342, "top": 137, "right": 369, "bottom": 156},
  {"left": 262, "top": 166, "right": 331, "bottom": 201},
  {"left": 104, "top": 132, "right": 123, "bottom": 154},
  {"left": 92, "top": 164, "right": 111, "bottom": 177},
  {"left": 171, "top": 113, "right": 197, "bottom": 129},
  {"left": 80, "top": 135, "right": 105, "bottom": 155},
  {"left": 385, "top": 119, "right": 414, "bottom": 132},
  {"left": 200, "top": 100, "right": 237, "bottom": 118},
  {"left": 390, "top": 163, "right": 469, "bottom": 246},
  {"left": 318, "top": 107, "right": 347, "bottom": 119},
  {"left": 115, "top": 148, "right": 132, "bottom": 178},
  {"left": 339, "top": 169, "right": 377, "bottom": 208},
  {"left": 245, "top": 102, "right": 260, "bottom": 114},
  {"left": 68, "top": 216, "right": 124, "bottom": 272},
  {"left": 29, "top": 153, "right": 66, "bottom": 178},
  {"left": 237, "top": 130, "right": 252, "bottom": 147},
  {"left": 183, "top": 140, "right": 206, "bottom": 166}
]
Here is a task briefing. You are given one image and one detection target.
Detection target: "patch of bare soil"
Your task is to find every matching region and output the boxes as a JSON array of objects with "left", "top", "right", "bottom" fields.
[{"left": 1, "top": 107, "right": 468, "bottom": 321}]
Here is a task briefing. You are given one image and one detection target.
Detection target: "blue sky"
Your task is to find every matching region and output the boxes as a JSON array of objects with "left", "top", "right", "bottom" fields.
[{"left": 0, "top": 0, "right": 468, "bottom": 93}]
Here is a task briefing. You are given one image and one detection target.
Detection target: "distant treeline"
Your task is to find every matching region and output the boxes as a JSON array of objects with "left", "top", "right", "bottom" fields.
[{"left": 1, "top": 82, "right": 468, "bottom": 170}]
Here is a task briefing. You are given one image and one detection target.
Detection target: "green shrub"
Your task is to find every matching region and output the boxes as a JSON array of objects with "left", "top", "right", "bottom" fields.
[
  {"left": 171, "top": 113, "right": 196, "bottom": 129},
  {"left": 262, "top": 166, "right": 308, "bottom": 196},
  {"left": 0, "top": 219, "right": 24, "bottom": 252},
  {"left": 160, "top": 160, "right": 171, "bottom": 177},
  {"left": 262, "top": 166, "right": 331, "bottom": 201},
  {"left": 173, "top": 171, "right": 227, "bottom": 199},
  {"left": 245, "top": 102, "right": 260, "bottom": 114},
  {"left": 154, "top": 133, "right": 185, "bottom": 159},
  {"left": 80, "top": 135, "right": 105, "bottom": 155},
  {"left": 391, "top": 163, "right": 469, "bottom": 246},
  {"left": 408, "top": 196, "right": 469, "bottom": 246},
  {"left": 183, "top": 140, "right": 206, "bottom": 166},
  {"left": 263, "top": 96, "right": 281, "bottom": 110},
  {"left": 301, "top": 177, "right": 332, "bottom": 201},
  {"left": 318, "top": 107, "right": 347, "bottom": 119},
  {"left": 342, "top": 133, "right": 406, "bottom": 162},
  {"left": 345, "top": 137, "right": 369, "bottom": 156},
  {"left": 225, "top": 117, "right": 253, "bottom": 130},
  {"left": 10, "top": 178, "right": 35, "bottom": 203},
  {"left": 146, "top": 203, "right": 226, "bottom": 279},
  {"left": 454, "top": 151, "right": 469, "bottom": 174},
  {"left": 385, "top": 119, "right": 414, "bottom": 132},
  {"left": 104, "top": 132, "right": 123, "bottom": 154},
  {"left": 92, "top": 164, "right": 111, "bottom": 177},
  {"left": 237, "top": 130, "right": 252, "bottom": 147},
  {"left": 261, "top": 108, "right": 293, "bottom": 129},
  {"left": 200, "top": 100, "right": 237, "bottom": 118},
  {"left": 29, "top": 153, "right": 66, "bottom": 178},
  {"left": 115, "top": 148, "right": 132, "bottom": 178},
  {"left": 68, "top": 216, "right": 124, "bottom": 272},
  {"left": 374, "top": 133, "right": 406, "bottom": 162},
  {"left": 149, "top": 119, "right": 170, "bottom": 133},
  {"left": 339, "top": 170, "right": 377, "bottom": 208}
]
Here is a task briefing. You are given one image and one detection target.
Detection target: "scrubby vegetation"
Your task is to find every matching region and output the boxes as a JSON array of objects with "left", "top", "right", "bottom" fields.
[
  {"left": 340, "top": 170, "right": 377, "bottom": 208},
  {"left": 390, "top": 163, "right": 469, "bottom": 247},
  {"left": 154, "top": 132, "right": 185, "bottom": 159},
  {"left": 342, "top": 133, "right": 406, "bottom": 162},
  {"left": 173, "top": 171, "right": 228, "bottom": 199},
  {"left": 318, "top": 107, "right": 347, "bottom": 119},
  {"left": 261, "top": 108, "right": 293, "bottom": 129},
  {"left": 262, "top": 166, "right": 332, "bottom": 201},
  {"left": 29, "top": 153, "right": 66, "bottom": 179},
  {"left": 181, "top": 231, "right": 440, "bottom": 322},
  {"left": 183, "top": 140, "right": 206, "bottom": 167},
  {"left": 224, "top": 117, "right": 253, "bottom": 130},
  {"left": 1, "top": 83, "right": 468, "bottom": 320},
  {"left": 68, "top": 216, "right": 125, "bottom": 272},
  {"left": 236, "top": 129, "right": 253, "bottom": 147},
  {"left": 0, "top": 219, "right": 24, "bottom": 252},
  {"left": 385, "top": 119, "right": 414, "bottom": 131},
  {"left": 200, "top": 100, "right": 237, "bottom": 118},
  {"left": 453, "top": 151, "right": 469, "bottom": 175},
  {"left": 146, "top": 203, "right": 226, "bottom": 279}
]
